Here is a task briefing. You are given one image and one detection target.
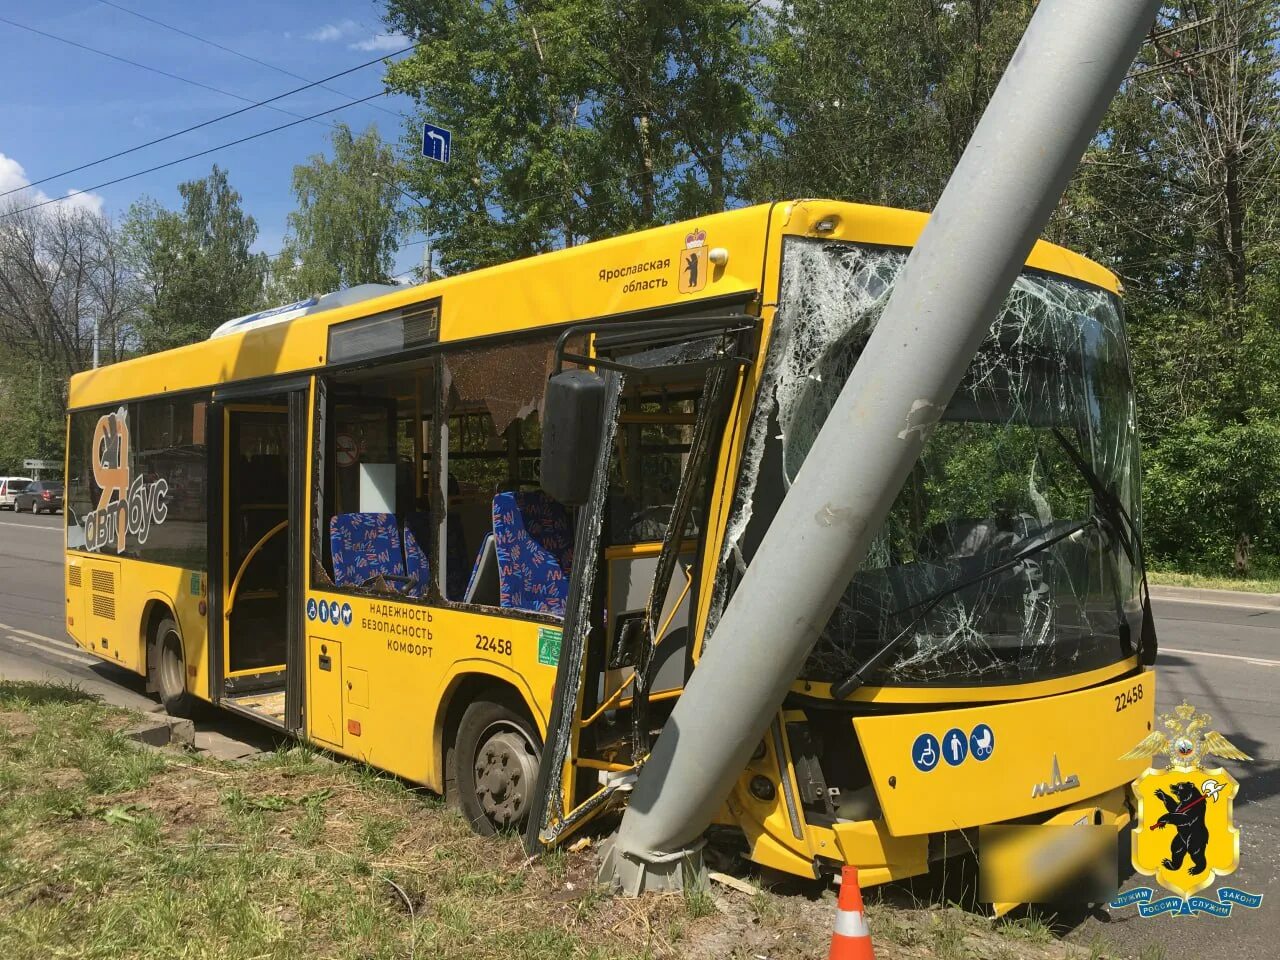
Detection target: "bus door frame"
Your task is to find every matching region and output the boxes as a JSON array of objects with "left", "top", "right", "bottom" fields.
[
  {"left": 208, "top": 377, "right": 310, "bottom": 733},
  {"left": 525, "top": 309, "right": 759, "bottom": 854}
]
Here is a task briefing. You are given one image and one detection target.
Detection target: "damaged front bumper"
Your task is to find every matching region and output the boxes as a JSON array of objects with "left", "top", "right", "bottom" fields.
[{"left": 726, "top": 668, "right": 1154, "bottom": 889}]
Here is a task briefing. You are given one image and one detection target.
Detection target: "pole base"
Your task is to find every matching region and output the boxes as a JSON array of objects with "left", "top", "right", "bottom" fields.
[{"left": 597, "top": 834, "right": 708, "bottom": 897}]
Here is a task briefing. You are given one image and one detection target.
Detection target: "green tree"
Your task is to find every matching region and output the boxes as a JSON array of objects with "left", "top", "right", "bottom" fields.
[
  {"left": 382, "top": 0, "right": 765, "bottom": 273},
  {"left": 0, "top": 201, "right": 136, "bottom": 467},
  {"left": 1053, "top": 1, "right": 1280, "bottom": 572},
  {"left": 750, "top": 0, "right": 1035, "bottom": 208},
  {"left": 123, "top": 165, "right": 267, "bottom": 351},
  {"left": 270, "top": 124, "right": 406, "bottom": 299}
]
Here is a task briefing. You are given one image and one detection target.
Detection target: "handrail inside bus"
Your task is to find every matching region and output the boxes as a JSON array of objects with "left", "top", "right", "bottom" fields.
[
  {"left": 225, "top": 520, "right": 289, "bottom": 620},
  {"left": 579, "top": 564, "right": 694, "bottom": 729}
]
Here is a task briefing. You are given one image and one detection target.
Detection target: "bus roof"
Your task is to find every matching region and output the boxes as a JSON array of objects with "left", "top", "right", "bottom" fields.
[{"left": 68, "top": 199, "right": 1118, "bottom": 410}]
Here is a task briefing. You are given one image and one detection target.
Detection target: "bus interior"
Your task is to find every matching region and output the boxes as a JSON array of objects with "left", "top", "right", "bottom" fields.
[{"left": 217, "top": 321, "right": 750, "bottom": 748}]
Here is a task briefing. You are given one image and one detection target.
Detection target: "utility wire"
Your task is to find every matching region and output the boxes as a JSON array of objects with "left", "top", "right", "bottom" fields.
[
  {"left": 0, "top": 46, "right": 413, "bottom": 200},
  {"left": 0, "top": 91, "right": 389, "bottom": 220},
  {"left": 95, "top": 0, "right": 405, "bottom": 120},
  {"left": 0, "top": 14, "right": 372, "bottom": 131}
]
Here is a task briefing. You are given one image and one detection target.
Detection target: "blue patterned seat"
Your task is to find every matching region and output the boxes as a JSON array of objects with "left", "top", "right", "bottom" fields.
[
  {"left": 491, "top": 491, "right": 574, "bottom": 616},
  {"left": 329, "top": 513, "right": 407, "bottom": 590},
  {"left": 404, "top": 510, "right": 469, "bottom": 600},
  {"left": 403, "top": 522, "right": 429, "bottom": 598}
]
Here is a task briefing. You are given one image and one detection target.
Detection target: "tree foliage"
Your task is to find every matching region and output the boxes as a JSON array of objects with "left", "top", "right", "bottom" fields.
[
  {"left": 382, "top": 0, "right": 763, "bottom": 273},
  {"left": 270, "top": 124, "right": 406, "bottom": 299},
  {"left": 0, "top": 201, "right": 136, "bottom": 465},
  {"left": 122, "top": 165, "right": 267, "bottom": 351}
]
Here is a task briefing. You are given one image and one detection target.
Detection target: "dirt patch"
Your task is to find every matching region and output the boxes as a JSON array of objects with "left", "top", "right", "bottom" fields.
[{"left": 0, "top": 710, "right": 37, "bottom": 738}]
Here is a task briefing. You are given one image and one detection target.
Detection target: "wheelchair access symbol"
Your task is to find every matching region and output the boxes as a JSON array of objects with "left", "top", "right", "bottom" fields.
[
  {"left": 913, "top": 733, "right": 941, "bottom": 772},
  {"left": 306, "top": 598, "right": 317, "bottom": 621}
]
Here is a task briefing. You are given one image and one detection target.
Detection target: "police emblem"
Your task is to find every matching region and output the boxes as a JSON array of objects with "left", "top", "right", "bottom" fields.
[{"left": 1111, "top": 701, "right": 1263, "bottom": 915}]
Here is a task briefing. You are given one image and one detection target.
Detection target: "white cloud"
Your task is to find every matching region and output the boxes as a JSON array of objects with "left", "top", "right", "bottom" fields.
[
  {"left": 305, "top": 20, "right": 359, "bottom": 42},
  {"left": 0, "top": 152, "right": 104, "bottom": 217},
  {"left": 350, "top": 32, "right": 411, "bottom": 53}
]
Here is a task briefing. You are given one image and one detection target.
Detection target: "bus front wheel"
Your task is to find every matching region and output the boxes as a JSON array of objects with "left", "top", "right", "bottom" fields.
[
  {"left": 451, "top": 697, "right": 541, "bottom": 836},
  {"left": 152, "top": 615, "right": 198, "bottom": 718}
]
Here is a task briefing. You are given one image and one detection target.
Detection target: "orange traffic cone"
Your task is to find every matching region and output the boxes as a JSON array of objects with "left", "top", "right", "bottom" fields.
[{"left": 828, "top": 865, "right": 876, "bottom": 960}]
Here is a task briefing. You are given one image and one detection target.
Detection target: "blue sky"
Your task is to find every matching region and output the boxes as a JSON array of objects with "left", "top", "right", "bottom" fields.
[{"left": 0, "top": 1, "right": 427, "bottom": 279}]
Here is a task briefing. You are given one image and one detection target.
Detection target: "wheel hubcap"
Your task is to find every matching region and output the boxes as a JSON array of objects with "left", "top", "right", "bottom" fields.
[{"left": 473, "top": 723, "right": 538, "bottom": 829}]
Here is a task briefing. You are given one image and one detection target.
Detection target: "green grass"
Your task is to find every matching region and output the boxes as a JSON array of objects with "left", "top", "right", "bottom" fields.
[
  {"left": 0, "top": 679, "right": 1117, "bottom": 960},
  {"left": 0, "top": 680, "right": 676, "bottom": 960},
  {"left": 1147, "top": 568, "right": 1280, "bottom": 594}
]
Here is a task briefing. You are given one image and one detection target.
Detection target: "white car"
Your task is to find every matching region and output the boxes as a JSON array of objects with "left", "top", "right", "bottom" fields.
[{"left": 0, "top": 477, "right": 33, "bottom": 510}]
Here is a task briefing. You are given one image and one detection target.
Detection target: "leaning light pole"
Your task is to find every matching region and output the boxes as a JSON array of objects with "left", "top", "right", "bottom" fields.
[{"left": 601, "top": 0, "right": 1162, "bottom": 894}]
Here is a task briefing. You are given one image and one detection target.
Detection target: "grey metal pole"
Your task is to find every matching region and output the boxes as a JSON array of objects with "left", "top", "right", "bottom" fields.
[
  {"left": 423, "top": 209, "right": 431, "bottom": 283},
  {"left": 92, "top": 316, "right": 99, "bottom": 369},
  {"left": 602, "top": 0, "right": 1161, "bottom": 894}
]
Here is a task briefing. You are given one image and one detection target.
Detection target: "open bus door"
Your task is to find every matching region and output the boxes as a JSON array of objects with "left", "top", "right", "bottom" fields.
[
  {"left": 209, "top": 386, "right": 309, "bottom": 732},
  {"left": 525, "top": 312, "right": 756, "bottom": 853}
]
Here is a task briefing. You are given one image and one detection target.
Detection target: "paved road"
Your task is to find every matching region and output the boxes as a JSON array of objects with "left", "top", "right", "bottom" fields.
[
  {"left": 0, "top": 509, "right": 272, "bottom": 757},
  {"left": 0, "top": 510, "right": 1274, "bottom": 953},
  {"left": 1069, "top": 589, "right": 1279, "bottom": 958}
]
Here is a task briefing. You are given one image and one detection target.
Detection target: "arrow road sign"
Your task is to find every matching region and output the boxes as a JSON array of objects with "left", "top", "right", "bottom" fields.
[{"left": 422, "top": 122, "right": 452, "bottom": 163}]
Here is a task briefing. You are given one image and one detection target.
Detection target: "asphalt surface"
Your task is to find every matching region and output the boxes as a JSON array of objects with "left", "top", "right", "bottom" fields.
[
  {"left": 0, "top": 509, "right": 274, "bottom": 757},
  {"left": 0, "top": 509, "right": 1274, "bottom": 955}
]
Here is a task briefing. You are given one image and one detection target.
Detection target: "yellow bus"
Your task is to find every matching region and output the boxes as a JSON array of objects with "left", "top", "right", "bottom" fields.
[{"left": 64, "top": 199, "right": 1154, "bottom": 887}]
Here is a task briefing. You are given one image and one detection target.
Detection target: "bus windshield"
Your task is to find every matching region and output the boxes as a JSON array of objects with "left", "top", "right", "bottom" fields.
[{"left": 726, "top": 237, "right": 1141, "bottom": 686}]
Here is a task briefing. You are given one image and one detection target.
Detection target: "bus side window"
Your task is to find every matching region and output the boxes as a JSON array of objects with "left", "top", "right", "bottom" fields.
[
  {"left": 312, "top": 362, "right": 435, "bottom": 600},
  {"left": 441, "top": 337, "right": 575, "bottom": 614}
]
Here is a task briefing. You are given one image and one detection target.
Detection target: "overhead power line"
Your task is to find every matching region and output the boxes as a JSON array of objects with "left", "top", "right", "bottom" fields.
[
  {"left": 0, "top": 91, "right": 389, "bottom": 221},
  {"left": 0, "top": 13, "right": 372, "bottom": 131},
  {"left": 0, "top": 47, "right": 413, "bottom": 201},
  {"left": 1126, "top": 42, "right": 1235, "bottom": 80},
  {"left": 95, "top": 0, "right": 405, "bottom": 121}
]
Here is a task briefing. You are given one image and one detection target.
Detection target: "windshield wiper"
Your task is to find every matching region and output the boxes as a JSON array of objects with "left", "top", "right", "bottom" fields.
[
  {"left": 1049, "top": 426, "right": 1157, "bottom": 666},
  {"left": 831, "top": 517, "right": 1096, "bottom": 700}
]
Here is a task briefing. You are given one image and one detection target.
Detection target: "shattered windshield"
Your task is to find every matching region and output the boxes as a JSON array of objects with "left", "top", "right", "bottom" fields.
[{"left": 719, "top": 237, "right": 1141, "bottom": 686}]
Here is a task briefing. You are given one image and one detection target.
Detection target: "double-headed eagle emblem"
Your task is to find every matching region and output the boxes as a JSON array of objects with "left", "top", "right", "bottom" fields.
[
  {"left": 1120, "top": 700, "right": 1254, "bottom": 901},
  {"left": 1122, "top": 701, "right": 1251, "bottom": 770}
]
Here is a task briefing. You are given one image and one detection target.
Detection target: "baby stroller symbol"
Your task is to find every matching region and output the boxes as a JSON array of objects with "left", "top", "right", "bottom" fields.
[{"left": 970, "top": 723, "right": 995, "bottom": 761}]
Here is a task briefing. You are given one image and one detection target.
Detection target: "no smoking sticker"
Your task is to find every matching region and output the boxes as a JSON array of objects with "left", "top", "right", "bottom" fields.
[{"left": 335, "top": 433, "right": 358, "bottom": 468}]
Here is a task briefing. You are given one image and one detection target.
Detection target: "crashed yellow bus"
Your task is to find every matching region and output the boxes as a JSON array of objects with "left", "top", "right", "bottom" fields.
[{"left": 63, "top": 198, "right": 1154, "bottom": 891}]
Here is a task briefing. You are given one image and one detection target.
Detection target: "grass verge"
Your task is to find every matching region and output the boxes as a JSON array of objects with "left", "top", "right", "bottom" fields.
[
  {"left": 1147, "top": 568, "right": 1280, "bottom": 594},
  {"left": 0, "top": 679, "right": 1126, "bottom": 959}
]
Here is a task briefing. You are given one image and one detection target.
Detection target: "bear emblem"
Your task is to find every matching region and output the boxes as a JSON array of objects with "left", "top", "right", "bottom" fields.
[{"left": 1152, "top": 781, "right": 1210, "bottom": 875}]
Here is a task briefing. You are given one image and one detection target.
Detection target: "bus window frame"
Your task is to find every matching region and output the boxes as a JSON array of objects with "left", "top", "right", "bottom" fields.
[
  {"left": 432, "top": 333, "right": 572, "bottom": 624},
  {"left": 308, "top": 356, "right": 446, "bottom": 606}
]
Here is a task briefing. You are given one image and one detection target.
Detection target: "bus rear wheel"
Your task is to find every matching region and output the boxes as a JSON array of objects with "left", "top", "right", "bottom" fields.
[
  {"left": 152, "top": 615, "right": 198, "bottom": 718},
  {"left": 451, "top": 697, "right": 541, "bottom": 836}
]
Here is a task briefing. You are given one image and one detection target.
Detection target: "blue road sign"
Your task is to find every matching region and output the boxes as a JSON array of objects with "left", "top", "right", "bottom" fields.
[
  {"left": 912, "top": 733, "right": 940, "bottom": 772},
  {"left": 422, "top": 122, "right": 452, "bottom": 163},
  {"left": 969, "top": 723, "right": 995, "bottom": 761},
  {"left": 943, "top": 727, "right": 968, "bottom": 766}
]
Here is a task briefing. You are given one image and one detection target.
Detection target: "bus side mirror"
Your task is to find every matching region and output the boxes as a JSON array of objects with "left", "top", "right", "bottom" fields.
[{"left": 540, "top": 369, "right": 606, "bottom": 506}]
